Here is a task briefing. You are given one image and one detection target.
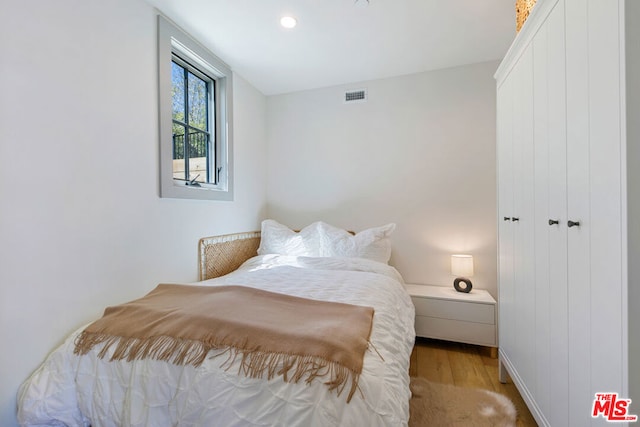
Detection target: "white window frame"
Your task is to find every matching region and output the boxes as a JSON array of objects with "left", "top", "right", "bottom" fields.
[{"left": 158, "top": 15, "right": 234, "bottom": 200}]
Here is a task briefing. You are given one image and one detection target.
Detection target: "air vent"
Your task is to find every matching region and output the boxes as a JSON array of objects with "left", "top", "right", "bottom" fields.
[{"left": 344, "top": 88, "right": 367, "bottom": 104}]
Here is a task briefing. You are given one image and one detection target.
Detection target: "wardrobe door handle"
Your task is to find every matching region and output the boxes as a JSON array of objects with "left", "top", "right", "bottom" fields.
[
  {"left": 548, "top": 219, "right": 559, "bottom": 225},
  {"left": 511, "top": 217, "right": 520, "bottom": 222},
  {"left": 504, "top": 217, "right": 511, "bottom": 221},
  {"left": 568, "top": 220, "right": 580, "bottom": 228}
]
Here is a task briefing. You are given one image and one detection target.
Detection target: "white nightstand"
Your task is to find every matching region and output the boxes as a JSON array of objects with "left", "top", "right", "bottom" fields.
[{"left": 405, "top": 284, "right": 497, "bottom": 348}]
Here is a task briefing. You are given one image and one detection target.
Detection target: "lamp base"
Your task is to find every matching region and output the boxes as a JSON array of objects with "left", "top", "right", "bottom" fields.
[{"left": 453, "top": 277, "right": 472, "bottom": 293}]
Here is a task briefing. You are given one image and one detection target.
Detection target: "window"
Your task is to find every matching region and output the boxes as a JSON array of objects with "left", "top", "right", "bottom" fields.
[
  {"left": 171, "top": 58, "right": 212, "bottom": 185},
  {"left": 158, "top": 16, "right": 233, "bottom": 200}
]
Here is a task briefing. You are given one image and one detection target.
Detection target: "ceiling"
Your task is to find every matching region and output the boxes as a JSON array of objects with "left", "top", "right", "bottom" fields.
[{"left": 145, "top": 0, "right": 516, "bottom": 96}]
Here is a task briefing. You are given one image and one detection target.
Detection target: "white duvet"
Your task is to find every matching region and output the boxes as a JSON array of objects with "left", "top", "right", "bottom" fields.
[{"left": 17, "top": 255, "right": 415, "bottom": 427}]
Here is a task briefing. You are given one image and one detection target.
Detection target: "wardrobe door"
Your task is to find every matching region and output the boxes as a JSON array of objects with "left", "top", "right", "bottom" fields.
[
  {"left": 565, "top": 2, "right": 593, "bottom": 422},
  {"left": 497, "top": 73, "right": 515, "bottom": 365},
  {"left": 497, "top": 43, "right": 536, "bottom": 399},
  {"left": 532, "top": 16, "right": 551, "bottom": 421},
  {"left": 532, "top": 7, "right": 569, "bottom": 422},
  {"left": 542, "top": 3, "right": 570, "bottom": 426},
  {"left": 510, "top": 46, "right": 536, "bottom": 393},
  {"left": 565, "top": 0, "right": 624, "bottom": 424},
  {"left": 583, "top": 0, "right": 624, "bottom": 402}
]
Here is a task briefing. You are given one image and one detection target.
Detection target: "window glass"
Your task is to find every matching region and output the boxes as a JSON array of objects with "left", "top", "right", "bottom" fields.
[
  {"left": 171, "top": 59, "right": 213, "bottom": 185},
  {"left": 188, "top": 73, "right": 208, "bottom": 131},
  {"left": 171, "top": 61, "right": 185, "bottom": 122}
]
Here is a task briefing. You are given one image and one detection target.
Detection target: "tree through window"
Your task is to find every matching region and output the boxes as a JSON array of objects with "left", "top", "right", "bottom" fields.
[{"left": 171, "top": 57, "right": 214, "bottom": 185}]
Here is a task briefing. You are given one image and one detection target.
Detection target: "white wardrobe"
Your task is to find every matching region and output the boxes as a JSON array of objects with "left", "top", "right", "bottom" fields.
[{"left": 495, "top": 0, "right": 639, "bottom": 425}]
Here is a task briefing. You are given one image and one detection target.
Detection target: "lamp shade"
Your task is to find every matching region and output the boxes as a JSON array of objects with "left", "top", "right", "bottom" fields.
[{"left": 451, "top": 254, "right": 474, "bottom": 277}]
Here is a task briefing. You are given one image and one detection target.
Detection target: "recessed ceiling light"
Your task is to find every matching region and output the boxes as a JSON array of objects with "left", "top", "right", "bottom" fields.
[{"left": 280, "top": 16, "right": 297, "bottom": 29}]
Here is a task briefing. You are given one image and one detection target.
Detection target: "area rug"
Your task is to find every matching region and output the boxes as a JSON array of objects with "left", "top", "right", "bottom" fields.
[{"left": 409, "top": 377, "right": 517, "bottom": 427}]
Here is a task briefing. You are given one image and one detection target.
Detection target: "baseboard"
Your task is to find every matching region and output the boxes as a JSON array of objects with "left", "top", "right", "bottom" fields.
[{"left": 498, "top": 349, "right": 549, "bottom": 427}]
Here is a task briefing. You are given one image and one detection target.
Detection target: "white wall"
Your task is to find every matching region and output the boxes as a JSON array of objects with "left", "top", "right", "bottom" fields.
[
  {"left": 626, "top": 0, "right": 640, "bottom": 404},
  {"left": 266, "top": 61, "right": 498, "bottom": 296},
  {"left": 0, "top": 1, "right": 267, "bottom": 425}
]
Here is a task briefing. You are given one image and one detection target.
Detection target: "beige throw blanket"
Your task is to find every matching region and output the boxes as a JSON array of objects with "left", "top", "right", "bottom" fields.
[{"left": 74, "top": 284, "right": 375, "bottom": 402}]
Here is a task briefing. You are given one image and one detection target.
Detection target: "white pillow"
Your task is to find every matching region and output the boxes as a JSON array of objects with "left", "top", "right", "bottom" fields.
[
  {"left": 317, "top": 222, "right": 396, "bottom": 263},
  {"left": 257, "top": 220, "right": 323, "bottom": 257},
  {"left": 257, "top": 219, "right": 396, "bottom": 263}
]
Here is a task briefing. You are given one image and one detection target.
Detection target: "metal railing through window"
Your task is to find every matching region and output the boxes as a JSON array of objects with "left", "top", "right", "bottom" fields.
[{"left": 172, "top": 131, "right": 208, "bottom": 160}]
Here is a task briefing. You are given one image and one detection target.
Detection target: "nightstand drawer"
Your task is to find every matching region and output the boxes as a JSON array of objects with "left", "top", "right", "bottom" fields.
[
  {"left": 412, "top": 297, "right": 495, "bottom": 325},
  {"left": 415, "top": 316, "right": 496, "bottom": 346}
]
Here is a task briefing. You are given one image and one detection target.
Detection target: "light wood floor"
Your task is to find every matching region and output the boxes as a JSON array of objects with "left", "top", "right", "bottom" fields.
[{"left": 409, "top": 338, "right": 538, "bottom": 427}]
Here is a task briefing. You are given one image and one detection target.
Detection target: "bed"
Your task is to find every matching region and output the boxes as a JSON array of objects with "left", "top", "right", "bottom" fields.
[{"left": 17, "top": 220, "right": 416, "bottom": 426}]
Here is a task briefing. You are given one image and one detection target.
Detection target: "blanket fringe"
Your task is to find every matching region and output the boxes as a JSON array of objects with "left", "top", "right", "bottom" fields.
[{"left": 74, "top": 331, "right": 361, "bottom": 402}]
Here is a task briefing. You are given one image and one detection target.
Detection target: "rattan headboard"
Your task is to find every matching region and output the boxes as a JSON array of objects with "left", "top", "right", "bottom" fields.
[{"left": 198, "top": 231, "right": 261, "bottom": 281}]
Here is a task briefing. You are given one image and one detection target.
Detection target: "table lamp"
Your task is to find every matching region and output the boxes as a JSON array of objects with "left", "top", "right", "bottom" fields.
[{"left": 451, "top": 254, "right": 473, "bottom": 293}]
